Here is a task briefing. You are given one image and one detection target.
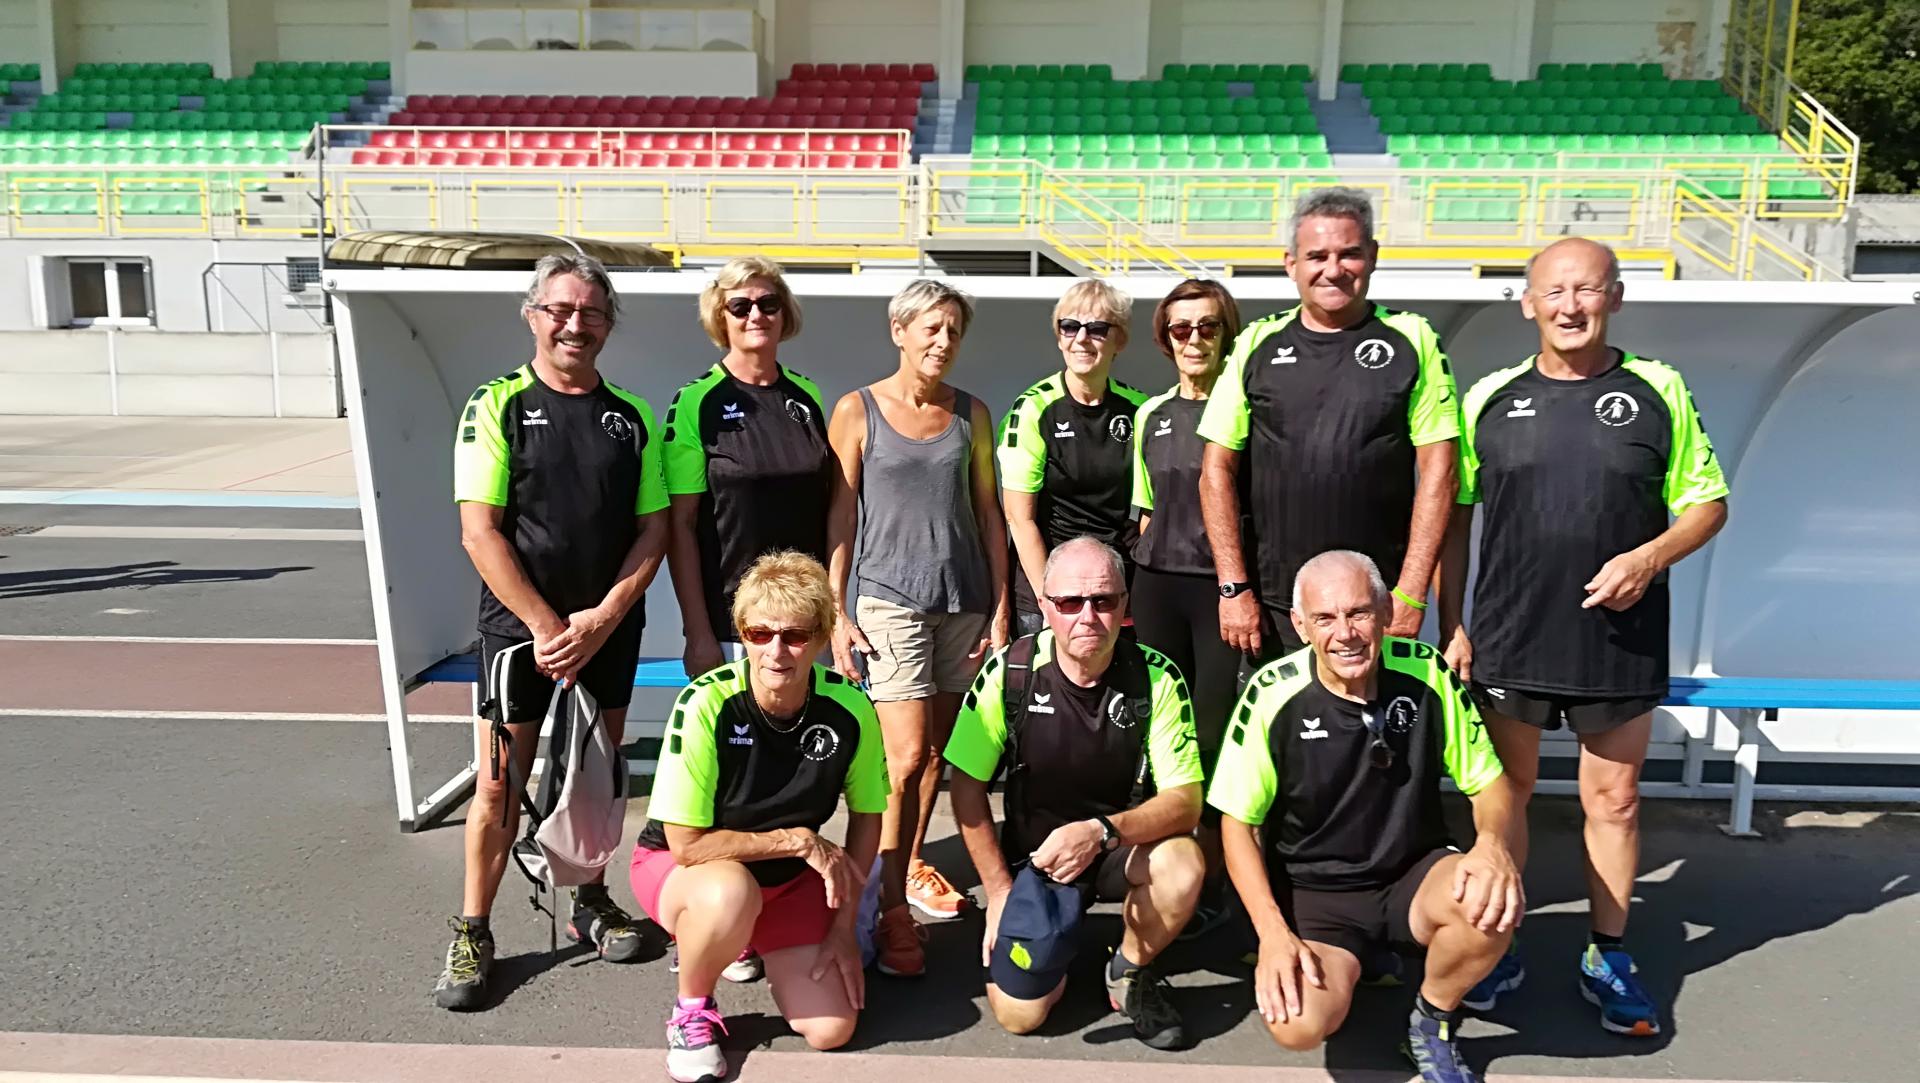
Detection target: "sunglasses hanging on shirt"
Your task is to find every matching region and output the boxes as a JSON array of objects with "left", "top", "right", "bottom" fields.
[{"left": 1359, "top": 707, "right": 1396, "bottom": 771}]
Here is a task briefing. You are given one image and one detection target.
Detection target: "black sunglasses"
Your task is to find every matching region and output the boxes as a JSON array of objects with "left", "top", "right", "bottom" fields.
[
  {"left": 725, "top": 295, "right": 784, "bottom": 318},
  {"left": 534, "top": 303, "right": 611, "bottom": 327},
  {"left": 1057, "top": 318, "right": 1114, "bottom": 340},
  {"left": 1368, "top": 736, "right": 1396, "bottom": 771},
  {"left": 1167, "top": 319, "right": 1223, "bottom": 343},
  {"left": 1046, "top": 592, "right": 1125, "bottom": 615}
]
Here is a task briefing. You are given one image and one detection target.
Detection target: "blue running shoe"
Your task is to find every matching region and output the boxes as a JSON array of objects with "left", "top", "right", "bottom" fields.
[
  {"left": 1579, "top": 945, "right": 1661, "bottom": 1036},
  {"left": 1461, "top": 943, "right": 1525, "bottom": 1011},
  {"left": 1405, "top": 1009, "right": 1480, "bottom": 1083}
]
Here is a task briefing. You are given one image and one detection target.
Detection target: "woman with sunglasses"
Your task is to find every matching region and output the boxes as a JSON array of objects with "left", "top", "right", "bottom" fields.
[
  {"left": 666, "top": 256, "right": 835, "bottom": 693},
  {"left": 824, "top": 280, "right": 1010, "bottom": 977},
  {"left": 1130, "top": 280, "right": 1244, "bottom": 916},
  {"left": 631, "top": 550, "right": 888, "bottom": 1083},
  {"left": 998, "top": 279, "right": 1150, "bottom": 638}
]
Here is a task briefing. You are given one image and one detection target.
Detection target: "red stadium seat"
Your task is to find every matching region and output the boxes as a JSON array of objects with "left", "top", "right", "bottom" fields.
[
  {"left": 827, "top": 153, "right": 853, "bottom": 169},
  {"left": 850, "top": 81, "right": 876, "bottom": 96},
  {"left": 480, "top": 151, "right": 507, "bottom": 167},
  {"left": 622, "top": 132, "right": 651, "bottom": 150},
  {"left": 719, "top": 152, "right": 746, "bottom": 168},
  {"left": 639, "top": 112, "right": 666, "bottom": 126},
  {"left": 682, "top": 133, "right": 712, "bottom": 150},
  {"left": 502, "top": 95, "right": 528, "bottom": 111},
  {"left": 425, "top": 150, "right": 456, "bottom": 166},
  {"left": 504, "top": 112, "right": 533, "bottom": 126},
  {"left": 549, "top": 95, "right": 576, "bottom": 111},
  {"left": 371, "top": 130, "right": 400, "bottom": 148},
  {"left": 772, "top": 152, "right": 802, "bottom": 169},
  {"left": 423, "top": 130, "right": 451, "bottom": 149},
  {"left": 475, "top": 131, "right": 504, "bottom": 149},
  {"left": 862, "top": 63, "right": 887, "bottom": 78},
  {"left": 526, "top": 95, "right": 552, "bottom": 110},
  {"left": 665, "top": 112, "right": 692, "bottom": 126},
  {"left": 405, "top": 95, "right": 429, "bottom": 110},
  {"left": 588, "top": 112, "right": 614, "bottom": 127},
  {"left": 352, "top": 148, "right": 379, "bottom": 164},
  {"left": 430, "top": 94, "right": 455, "bottom": 110},
  {"left": 913, "top": 62, "right": 935, "bottom": 80},
  {"left": 637, "top": 152, "right": 665, "bottom": 167},
  {"left": 559, "top": 152, "right": 589, "bottom": 168},
  {"left": 389, "top": 110, "right": 416, "bottom": 125},
  {"left": 378, "top": 150, "right": 407, "bottom": 165},
  {"left": 666, "top": 152, "right": 694, "bottom": 168},
  {"left": 509, "top": 151, "right": 534, "bottom": 166},
  {"left": 614, "top": 112, "right": 640, "bottom": 127},
  {"left": 478, "top": 95, "right": 503, "bottom": 111},
  {"left": 767, "top": 113, "right": 795, "bottom": 128},
  {"left": 847, "top": 97, "right": 871, "bottom": 113},
  {"left": 509, "top": 131, "right": 547, "bottom": 149},
  {"left": 742, "top": 99, "right": 771, "bottom": 115},
  {"left": 451, "top": 132, "right": 477, "bottom": 148},
  {"left": 798, "top": 96, "right": 823, "bottom": 112},
  {"left": 536, "top": 113, "right": 563, "bottom": 126},
  {"left": 775, "top": 78, "right": 800, "bottom": 96},
  {"left": 792, "top": 62, "right": 816, "bottom": 79},
  {"left": 559, "top": 113, "right": 589, "bottom": 126},
  {"left": 718, "top": 133, "right": 748, "bottom": 150},
  {"left": 695, "top": 96, "right": 721, "bottom": 111},
  {"left": 668, "top": 95, "right": 694, "bottom": 112},
  {"left": 747, "top": 152, "right": 772, "bottom": 168},
  {"left": 453, "top": 151, "right": 482, "bottom": 166},
  {"left": 822, "top": 115, "right": 850, "bottom": 128},
  {"left": 533, "top": 151, "right": 561, "bottom": 168},
  {"left": 825, "top": 79, "right": 852, "bottom": 94},
  {"left": 887, "top": 63, "right": 911, "bottom": 79},
  {"left": 854, "top": 153, "right": 880, "bottom": 169},
  {"left": 824, "top": 96, "right": 848, "bottom": 112},
  {"left": 452, "top": 95, "right": 478, "bottom": 111}
]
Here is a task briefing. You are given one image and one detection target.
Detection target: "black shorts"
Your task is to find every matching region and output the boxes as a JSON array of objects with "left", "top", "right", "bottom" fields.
[
  {"left": 1275, "top": 848, "right": 1454, "bottom": 962},
  {"left": 987, "top": 847, "right": 1133, "bottom": 1000},
  {"left": 479, "top": 622, "right": 643, "bottom": 721},
  {"left": 1470, "top": 683, "right": 1660, "bottom": 736}
]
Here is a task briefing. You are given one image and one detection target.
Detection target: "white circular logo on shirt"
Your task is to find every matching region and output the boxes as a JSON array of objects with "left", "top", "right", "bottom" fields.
[
  {"left": 1108, "top": 414, "right": 1133, "bottom": 443},
  {"left": 600, "top": 411, "right": 634, "bottom": 442},
  {"left": 1385, "top": 695, "right": 1418, "bottom": 734},
  {"left": 1105, "top": 690, "right": 1145, "bottom": 729},
  {"left": 1353, "top": 339, "right": 1396, "bottom": 369},
  {"left": 785, "top": 397, "right": 813, "bottom": 425},
  {"left": 799, "top": 722, "right": 839, "bottom": 762},
  {"left": 1594, "top": 391, "right": 1640, "bottom": 427}
]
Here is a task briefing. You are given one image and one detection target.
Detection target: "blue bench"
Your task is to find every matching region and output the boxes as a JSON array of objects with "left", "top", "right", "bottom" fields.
[{"left": 411, "top": 656, "right": 1920, "bottom": 837}]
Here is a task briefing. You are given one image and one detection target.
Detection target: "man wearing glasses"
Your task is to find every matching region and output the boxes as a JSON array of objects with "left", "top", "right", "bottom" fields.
[
  {"left": 1199, "top": 187, "right": 1461, "bottom": 662},
  {"left": 438, "top": 254, "right": 670, "bottom": 1010},
  {"left": 945, "top": 537, "right": 1207, "bottom": 1051},
  {"left": 1209, "top": 550, "right": 1520, "bottom": 1083}
]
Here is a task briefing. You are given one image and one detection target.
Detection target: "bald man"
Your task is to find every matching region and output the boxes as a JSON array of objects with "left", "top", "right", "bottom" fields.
[{"left": 1435, "top": 238, "right": 1730, "bottom": 1036}]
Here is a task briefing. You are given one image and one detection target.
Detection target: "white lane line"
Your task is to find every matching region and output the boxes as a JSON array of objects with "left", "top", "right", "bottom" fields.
[
  {"left": 0, "top": 708, "right": 470, "bottom": 723},
  {"left": 0, "top": 635, "right": 375, "bottom": 645},
  {"left": 12, "top": 525, "right": 363, "bottom": 542}
]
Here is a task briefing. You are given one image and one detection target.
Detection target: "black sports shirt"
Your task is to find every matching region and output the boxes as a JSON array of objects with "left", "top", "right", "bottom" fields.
[
  {"left": 1207, "top": 639, "right": 1502, "bottom": 891},
  {"left": 453, "top": 364, "right": 668, "bottom": 639},
  {"left": 1458, "top": 352, "right": 1729, "bottom": 697},
  {"left": 638, "top": 661, "right": 889, "bottom": 886},
  {"left": 945, "top": 631, "right": 1203, "bottom": 858},
  {"left": 1197, "top": 305, "right": 1459, "bottom": 610},
  {"left": 664, "top": 363, "right": 833, "bottom": 639},
  {"left": 997, "top": 371, "right": 1150, "bottom": 611},
  {"left": 1131, "top": 390, "right": 1216, "bottom": 576}
]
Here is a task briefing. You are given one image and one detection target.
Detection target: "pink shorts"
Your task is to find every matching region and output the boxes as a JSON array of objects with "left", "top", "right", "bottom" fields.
[{"left": 629, "top": 845, "right": 834, "bottom": 955}]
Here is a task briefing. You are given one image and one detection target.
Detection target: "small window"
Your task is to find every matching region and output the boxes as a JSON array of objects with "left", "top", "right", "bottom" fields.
[
  {"left": 66, "top": 258, "right": 153, "bottom": 327},
  {"left": 284, "top": 256, "right": 322, "bottom": 292}
]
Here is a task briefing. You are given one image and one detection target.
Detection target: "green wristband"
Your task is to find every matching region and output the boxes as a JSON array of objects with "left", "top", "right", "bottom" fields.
[{"left": 1391, "top": 586, "right": 1428, "bottom": 611}]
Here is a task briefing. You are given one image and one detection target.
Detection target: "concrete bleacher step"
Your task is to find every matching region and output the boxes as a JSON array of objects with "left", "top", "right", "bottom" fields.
[{"left": 1312, "top": 83, "right": 1385, "bottom": 154}]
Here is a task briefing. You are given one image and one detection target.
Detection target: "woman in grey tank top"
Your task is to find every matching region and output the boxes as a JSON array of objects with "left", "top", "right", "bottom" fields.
[{"left": 825, "top": 279, "right": 1008, "bottom": 974}]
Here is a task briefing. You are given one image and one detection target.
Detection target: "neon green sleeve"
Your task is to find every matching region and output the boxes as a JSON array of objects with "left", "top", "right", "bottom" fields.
[
  {"left": 1131, "top": 393, "right": 1168, "bottom": 513},
  {"left": 662, "top": 373, "right": 714, "bottom": 497},
  {"left": 1628, "top": 357, "right": 1731, "bottom": 515},
  {"left": 1455, "top": 362, "right": 1531, "bottom": 506},
  {"left": 452, "top": 376, "right": 517, "bottom": 505},
  {"left": 1436, "top": 661, "right": 1502, "bottom": 795},
  {"left": 1403, "top": 315, "right": 1462, "bottom": 447},
  {"left": 944, "top": 646, "right": 1011, "bottom": 781},
  {"left": 646, "top": 677, "right": 728, "bottom": 828},
  {"left": 837, "top": 680, "right": 891, "bottom": 814},
  {"left": 995, "top": 381, "right": 1051, "bottom": 494},
  {"left": 1196, "top": 328, "right": 1255, "bottom": 451},
  {"left": 608, "top": 386, "right": 670, "bottom": 516},
  {"left": 1142, "top": 648, "right": 1204, "bottom": 788},
  {"left": 1205, "top": 667, "right": 1282, "bottom": 824}
]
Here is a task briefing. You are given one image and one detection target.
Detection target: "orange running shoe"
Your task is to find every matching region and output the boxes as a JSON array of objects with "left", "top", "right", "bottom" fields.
[
  {"left": 875, "top": 903, "right": 927, "bottom": 977},
  {"left": 905, "top": 863, "right": 967, "bottom": 921}
]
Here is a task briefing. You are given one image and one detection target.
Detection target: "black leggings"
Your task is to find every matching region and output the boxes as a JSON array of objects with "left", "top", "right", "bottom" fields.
[{"left": 1130, "top": 565, "right": 1243, "bottom": 774}]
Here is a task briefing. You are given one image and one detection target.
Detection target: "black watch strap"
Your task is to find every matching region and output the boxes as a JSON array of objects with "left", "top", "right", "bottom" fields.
[
  {"left": 1219, "top": 581, "right": 1254, "bottom": 598},
  {"left": 1095, "top": 814, "right": 1120, "bottom": 851}
]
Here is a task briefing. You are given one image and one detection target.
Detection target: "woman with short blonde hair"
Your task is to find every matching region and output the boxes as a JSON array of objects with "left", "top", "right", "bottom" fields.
[{"left": 631, "top": 551, "right": 886, "bottom": 1083}]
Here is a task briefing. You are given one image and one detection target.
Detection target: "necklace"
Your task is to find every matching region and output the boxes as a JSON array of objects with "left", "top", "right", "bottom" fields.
[{"left": 750, "top": 682, "right": 810, "bottom": 734}]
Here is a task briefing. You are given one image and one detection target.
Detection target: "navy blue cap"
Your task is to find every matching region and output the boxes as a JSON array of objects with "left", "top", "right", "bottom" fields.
[{"left": 988, "top": 864, "right": 1085, "bottom": 999}]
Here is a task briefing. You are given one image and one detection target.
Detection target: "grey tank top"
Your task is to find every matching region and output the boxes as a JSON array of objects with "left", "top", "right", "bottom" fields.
[{"left": 853, "top": 386, "right": 993, "bottom": 614}]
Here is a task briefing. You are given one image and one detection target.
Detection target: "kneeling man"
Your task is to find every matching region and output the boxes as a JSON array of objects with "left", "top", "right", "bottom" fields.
[
  {"left": 1211, "top": 550, "right": 1521, "bottom": 1083},
  {"left": 947, "top": 537, "right": 1206, "bottom": 1050}
]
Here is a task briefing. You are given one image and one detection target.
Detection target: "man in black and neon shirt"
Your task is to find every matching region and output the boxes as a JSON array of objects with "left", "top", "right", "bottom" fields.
[
  {"left": 438, "top": 254, "right": 670, "bottom": 1010},
  {"left": 1210, "top": 550, "right": 1520, "bottom": 1083},
  {"left": 1199, "top": 188, "right": 1460, "bottom": 659},
  {"left": 946, "top": 538, "right": 1205, "bottom": 1049},
  {"left": 999, "top": 280, "right": 1151, "bottom": 636},
  {"left": 1436, "top": 238, "right": 1730, "bottom": 1037}
]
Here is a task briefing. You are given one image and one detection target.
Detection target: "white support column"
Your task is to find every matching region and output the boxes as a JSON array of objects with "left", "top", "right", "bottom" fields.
[
  {"left": 207, "top": 0, "right": 233, "bottom": 79},
  {"left": 1703, "top": 0, "right": 1734, "bottom": 79},
  {"left": 1509, "top": 0, "right": 1538, "bottom": 82},
  {"left": 939, "top": 0, "right": 965, "bottom": 100},
  {"left": 33, "top": 0, "right": 59, "bottom": 92},
  {"left": 1318, "top": 0, "right": 1343, "bottom": 101},
  {"left": 388, "top": 0, "right": 410, "bottom": 94}
]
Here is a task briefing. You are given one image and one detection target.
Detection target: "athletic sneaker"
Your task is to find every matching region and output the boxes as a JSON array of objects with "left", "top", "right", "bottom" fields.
[
  {"left": 568, "top": 888, "right": 646, "bottom": 962},
  {"left": 1107, "top": 963, "right": 1190, "bottom": 1050},
  {"left": 665, "top": 997, "right": 729, "bottom": 1083},
  {"left": 669, "top": 944, "right": 764, "bottom": 984},
  {"left": 905, "top": 863, "right": 966, "bottom": 921},
  {"left": 1176, "top": 901, "right": 1231, "bottom": 942},
  {"left": 874, "top": 903, "right": 926, "bottom": 977},
  {"left": 1461, "top": 943, "right": 1525, "bottom": 1010},
  {"left": 432, "top": 917, "right": 495, "bottom": 1011},
  {"left": 1406, "top": 1008, "right": 1480, "bottom": 1083},
  {"left": 1579, "top": 945, "right": 1661, "bottom": 1036}
]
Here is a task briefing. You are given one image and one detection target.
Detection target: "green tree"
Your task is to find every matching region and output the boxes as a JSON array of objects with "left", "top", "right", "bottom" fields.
[{"left": 1790, "top": 0, "right": 1920, "bottom": 193}]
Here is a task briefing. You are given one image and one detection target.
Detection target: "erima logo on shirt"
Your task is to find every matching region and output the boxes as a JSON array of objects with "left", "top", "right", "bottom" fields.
[
  {"left": 1028, "top": 693, "right": 1055, "bottom": 715},
  {"left": 1272, "top": 345, "right": 1297, "bottom": 364},
  {"left": 1506, "top": 397, "right": 1536, "bottom": 418},
  {"left": 728, "top": 723, "right": 753, "bottom": 746},
  {"left": 522, "top": 408, "right": 549, "bottom": 427},
  {"left": 1053, "top": 422, "right": 1074, "bottom": 439},
  {"left": 1595, "top": 391, "right": 1640, "bottom": 427},
  {"left": 1354, "top": 339, "right": 1395, "bottom": 369},
  {"left": 722, "top": 402, "right": 747, "bottom": 421},
  {"left": 1299, "top": 716, "right": 1329, "bottom": 740},
  {"left": 1154, "top": 416, "right": 1174, "bottom": 436}
]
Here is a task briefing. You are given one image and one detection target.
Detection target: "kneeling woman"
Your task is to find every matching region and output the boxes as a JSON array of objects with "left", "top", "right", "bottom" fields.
[{"left": 632, "top": 550, "right": 888, "bottom": 1083}]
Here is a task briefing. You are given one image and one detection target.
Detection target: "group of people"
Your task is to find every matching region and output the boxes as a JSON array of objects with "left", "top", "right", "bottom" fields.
[{"left": 437, "top": 185, "right": 1730, "bottom": 1083}]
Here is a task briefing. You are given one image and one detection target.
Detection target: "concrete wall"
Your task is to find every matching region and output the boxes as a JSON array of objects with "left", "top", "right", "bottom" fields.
[
  {"left": 1342, "top": 0, "right": 1528, "bottom": 74},
  {"left": 0, "top": 329, "right": 340, "bottom": 416},
  {"left": 0, "top": 237, "right": 329, "bottom": 334},
  {"left": 69, "top": 0, "right": 213, "bottom": 66},
  {"left": 0, "top": 0, "right": 39, "bottom": 63},
  {"left": 774, "top": 0, "right": 939, "bottom": 69},
  {"left": 965, "top": 0, "right": 1150, "bottom": 79},
  {"left": 1150, "top": 0, "right": 1321, "bottom": 71},
  {"left": 272, "top": 0, "right": 386, "bottom": 64},
  {"left": 401, "top": 48, "right": 759, "bottom": 95},
  {"left": 1542, "top": 0, "right": 1715, "bottom": 77}
]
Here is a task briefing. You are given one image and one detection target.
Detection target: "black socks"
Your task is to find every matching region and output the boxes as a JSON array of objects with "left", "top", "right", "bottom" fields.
[
  {"left": 459, "top": 914, "right": 492, "bottom": 937},
  {"left": 1590, "top": 930, "right": 1625, "bottom": 952},
  {"left": 1415, "top": 992, "right": 1460, "bottom": 1026},
  {"left": 1108, "top": 946, "right": 1140, "bottom": 982}
]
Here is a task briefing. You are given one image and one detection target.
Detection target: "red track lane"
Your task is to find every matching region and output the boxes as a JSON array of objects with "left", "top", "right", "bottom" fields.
[{"left": 1, "top": 640, "right": 472, "bottom": 716}]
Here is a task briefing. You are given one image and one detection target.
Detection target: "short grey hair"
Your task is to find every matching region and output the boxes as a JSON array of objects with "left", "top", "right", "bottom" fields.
[
  {"left": 1289, "top": 186, "right": 1376, "bottom": 246},
  {"left": 1524, "top": 238, "right": 1622, "bottom": 288},
  {"left": 1043, "top": 536, "right": 1127, "bottom": 591},
  {"left": 1291, "top": 550, "right": 1390, "bottom": 613},
  {"left": 889, "top": 279, "right": 975, "bottom": 336},
  {"left": 522, "top": 253, "right": 619, "bottom": 324}
]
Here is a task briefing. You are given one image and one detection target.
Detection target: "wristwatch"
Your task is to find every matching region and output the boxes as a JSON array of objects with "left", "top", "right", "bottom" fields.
[
  {"left": 1219, "top": 581, "right": 1255, "bottom": 599},
  {"left": 1095, "top": 815, "right": 1121, "bottom": 852}
]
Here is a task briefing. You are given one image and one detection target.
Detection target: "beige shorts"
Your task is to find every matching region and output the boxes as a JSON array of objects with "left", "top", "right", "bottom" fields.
[{"left": 854, "top": 595, "right": 989, "bottom": 702}]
